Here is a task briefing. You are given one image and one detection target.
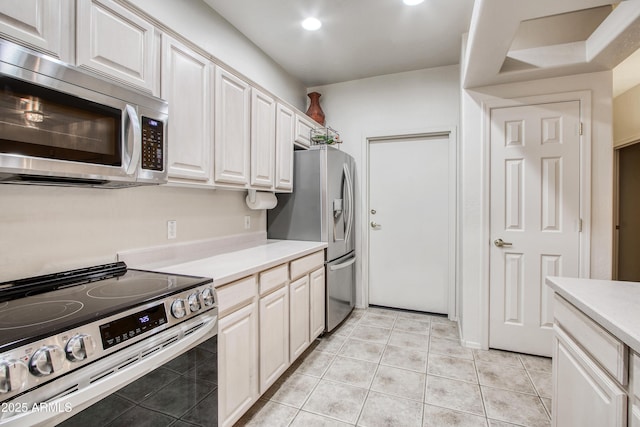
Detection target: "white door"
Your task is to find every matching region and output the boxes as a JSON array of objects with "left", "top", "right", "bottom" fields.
[
  {"left": 369, "top": 135, "right": 452, "bottom": 314},
  {"left": 490, "top": 101, "right": 581, "bottom": 357}
]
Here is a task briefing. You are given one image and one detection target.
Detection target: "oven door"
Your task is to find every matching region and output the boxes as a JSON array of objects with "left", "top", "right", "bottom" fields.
[{"left": 0, "top": 313, "right": 217, "bottom": 427}]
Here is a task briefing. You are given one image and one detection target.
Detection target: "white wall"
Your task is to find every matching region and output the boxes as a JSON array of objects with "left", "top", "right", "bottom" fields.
[
  {"left": 125, "top": 0, "right": 306, "bottom": 110},
  {"left": 0, "top": 185, "right": 264, "bottom": 282},
  {"left": 308, "top": 65, "right": 461, "bottom": 308},
  {"left": 460, "top": 71, "right": 614, "bottom": 348}
]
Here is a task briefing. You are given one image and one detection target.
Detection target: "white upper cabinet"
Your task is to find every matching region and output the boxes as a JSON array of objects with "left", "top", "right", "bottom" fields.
[
  {"left": 0, "top": 0, "right": 73, "bottom": 62},
  {"left": 250, "top": 88, "right": 276, "bottom": 189},
  {"left": 275, "top": 103, "right": 294, "bottom": 192},
  {"left": 76, "top": 0, "right": 158, "bottom": 94},
  {"left": 161, "top": 34, "right": 213, "bottom": 185},
  {"left": 294, "top": 113, "right": 316, "bottom": 148},
  {"left": 214, "top": 67, "right": 251, "bottom": 187}
]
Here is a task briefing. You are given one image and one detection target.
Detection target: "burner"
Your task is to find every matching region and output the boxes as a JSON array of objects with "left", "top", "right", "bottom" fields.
[
  {"left": 87, "top": 277, "right": 178, "bottom": 299},
  {"left": 0, "top": 301, "right": 84, "bottom": 330}
]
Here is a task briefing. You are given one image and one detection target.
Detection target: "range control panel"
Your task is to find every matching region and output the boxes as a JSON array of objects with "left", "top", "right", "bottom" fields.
[{"left": 141, "top": 116, "right": 164, "bottom": 171}]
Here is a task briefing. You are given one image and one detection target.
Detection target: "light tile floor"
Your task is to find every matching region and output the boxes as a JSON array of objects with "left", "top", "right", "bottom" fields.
[{"left": 236, "top": 306, "right": 552, "bottom": 427}]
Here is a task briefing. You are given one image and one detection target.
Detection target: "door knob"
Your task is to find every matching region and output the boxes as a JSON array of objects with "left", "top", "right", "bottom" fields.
[
  {"left": 494, "top": 238, "right": 512, "bottom": 248},
  {"left": 371, "top": 221, "right": 380, "bottom": 228}
]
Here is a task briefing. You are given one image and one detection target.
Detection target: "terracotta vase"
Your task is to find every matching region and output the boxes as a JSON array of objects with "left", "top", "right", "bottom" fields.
[{"left": 305, "top": 92, "right": 325, "bottom": 125}]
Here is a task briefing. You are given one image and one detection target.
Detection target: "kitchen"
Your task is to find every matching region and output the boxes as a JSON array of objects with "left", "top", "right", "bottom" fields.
[{"left": 1, "top": 0, "right": 640, "bottom": 426}]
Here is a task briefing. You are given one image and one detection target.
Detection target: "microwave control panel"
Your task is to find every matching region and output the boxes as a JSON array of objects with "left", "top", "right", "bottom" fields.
[{"left": 141, "top": 116, "right": 164, "bottom": 171}]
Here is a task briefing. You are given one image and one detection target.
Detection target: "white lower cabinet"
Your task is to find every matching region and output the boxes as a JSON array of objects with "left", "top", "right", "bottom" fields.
[
  {"left": 217, "top": 251, "right": 326, "bottom": 427},
  {"left": 217, "top": 277, "right": 259, "bottom": 427},
  {"left": 310, "top": 267, "right": 326, "bottom": 340},
  {"left": 552, "top": 294, "right": 631, "bottom": 427},
  {"left": 259, "top": 283, "right": 289, "bottom": 393},
  {"left": 218, "top": 302, "right": 259, "bottom": 427},
  {"left": 553, "top": 326, "right": 627, "bottom": 427},
  {"left": 289, "top": 275, "right": 311, "bottom": 361}
]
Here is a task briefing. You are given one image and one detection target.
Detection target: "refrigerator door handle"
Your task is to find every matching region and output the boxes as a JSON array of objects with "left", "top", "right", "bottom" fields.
[
  {"left": 329, "top": 256, "right": 356, "bottom": 271},
  {"left": 343, "top": 163, "right": 354, "bottom": 244}
]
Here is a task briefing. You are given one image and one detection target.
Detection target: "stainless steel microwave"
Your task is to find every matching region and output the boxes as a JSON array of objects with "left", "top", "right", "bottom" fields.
[{"left": 0, "top": 39, "right": 168, "bottom": 188}]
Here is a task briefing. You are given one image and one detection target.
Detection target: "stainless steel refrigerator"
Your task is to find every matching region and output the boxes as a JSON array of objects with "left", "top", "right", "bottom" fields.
[{"left": 268, "top": 145, "right": 356, "bottom": 332}]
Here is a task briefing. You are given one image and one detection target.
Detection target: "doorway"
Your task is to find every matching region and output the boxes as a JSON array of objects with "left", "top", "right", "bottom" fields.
[
  {"left": 367, "top": 132, "right": 456, "bottom": 315},
  {"left": 615, "top": 141, "right": 640, "bottom": 281}
]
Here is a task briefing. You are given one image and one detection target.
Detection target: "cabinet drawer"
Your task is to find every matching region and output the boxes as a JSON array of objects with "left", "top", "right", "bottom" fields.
[
  {"left": 290, "top": 251, "right": 324, "bottom": 280},
  {"left": 259, "top": 263, "right": 288, "bottom": 296},
  {"left": 554, "top": 294, "right": 627, "bottom": 384},
  {"left": 217, "top": 275, "right": 257, "bottom": 318}
]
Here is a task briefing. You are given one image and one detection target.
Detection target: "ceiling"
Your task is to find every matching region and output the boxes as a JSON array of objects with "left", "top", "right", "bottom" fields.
[
  {"left": 463, "top": 0, "right": 640, "bottom": 89},
  {"left": 203, "top": 0, "right": 640, "bottom": 95},
  {"left": 202, "top": 0, "right": 475, "bottom": 87}
]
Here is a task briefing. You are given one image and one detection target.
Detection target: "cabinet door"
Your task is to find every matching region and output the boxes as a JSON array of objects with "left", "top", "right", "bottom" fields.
[
  {"left": 275, "top": 103, "right": 294, "bottom": 192},
  {"left": 294, "top": 113, "right": 315, "bottom": 148},
  {"left": 0, "top": 0, "right": 72, "bottom": 62},
  {"left": 250, "top": 88, "right": 276, "bottom": 189},
  {"left": 162, "top": 35, "right": 213, "bottom": 184},
  {"left": 259, "top": 285, "right": 289, "bottom": 393},
  {"left": 77, "top": 0, "right": 157, "bottom": 94},
  {"left": 218, "top": 302, "right": 259, "bottom": 427},
  {"left": 214, "top": 68, "right": 251, "bottom": 186},
  {"left": 310, "top": 267, "right": 326, "bottom": 340},
  {"left": 289, "top": 275, "right": 310, "bottom": 362},
  {"left": 552, "top": 326, "right": 626, "bottom": 427}
]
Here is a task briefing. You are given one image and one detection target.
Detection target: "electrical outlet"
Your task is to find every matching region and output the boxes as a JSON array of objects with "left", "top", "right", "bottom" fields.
[
  {"left": 244, "top": 215, "right": 251, "bottom": 230},
  {"left": 167, "top": 220, "right": 177, "bottom": 239}
]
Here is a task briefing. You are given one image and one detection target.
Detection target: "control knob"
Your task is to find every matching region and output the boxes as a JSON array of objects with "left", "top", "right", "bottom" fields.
[
  {"left": 29, "top": 345, "right": 65, "bottom": 377},
  {"left": 188, "top": 292, "right": 201, "bottom": 312},
  {"left": 171, "top": 299, "right": 187, "bottom": 319},
  {"left": 0, "top": 360, "right": 27, "bottom": 394},
  {"left": 201, "top": 287, "right": 215, "bottom": 307},
  {"left": 65, "top": 334, "right": 96, "bottom": 362}
]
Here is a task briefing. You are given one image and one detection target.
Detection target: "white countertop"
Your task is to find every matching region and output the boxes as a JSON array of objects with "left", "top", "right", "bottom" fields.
[
  {"left": 141, "top": 239, "right": 327, "bottom": 287},
  {"left": 546, "top": 276, "right": 640, "bottom": 355}
]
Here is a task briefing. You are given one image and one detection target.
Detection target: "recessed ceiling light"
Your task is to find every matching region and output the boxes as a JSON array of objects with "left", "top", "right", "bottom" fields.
[
  {"left": 302, "top": 17, "right": 322, "bottom": 31},
  {"left": 403, "top": 0, "right": 424, "bottom": 5}
]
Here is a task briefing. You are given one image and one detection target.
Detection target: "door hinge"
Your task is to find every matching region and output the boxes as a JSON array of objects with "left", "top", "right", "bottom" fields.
[
  {"left": 579, "top": 122, "right": 584, "bottom": 136},
  {"left": 578, "top": 218, "right": 583, "bottom": 233}
]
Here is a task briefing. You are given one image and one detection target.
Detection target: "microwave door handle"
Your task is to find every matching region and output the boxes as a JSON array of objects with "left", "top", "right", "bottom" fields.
[{"left": 124, "top": 105, "right": 141, "bottom": 175}]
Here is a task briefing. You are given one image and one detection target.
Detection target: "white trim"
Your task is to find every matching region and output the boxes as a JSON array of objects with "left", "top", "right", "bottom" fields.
[
  {"left": 361, "top": 126, "right": 459, "bottom": 320},
  {"left": 480, "top": 90, "right": 593, "bottom": 350}
]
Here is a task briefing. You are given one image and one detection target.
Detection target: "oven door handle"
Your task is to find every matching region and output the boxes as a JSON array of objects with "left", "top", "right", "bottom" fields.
[{"left": 124, "top": 105, "right": 141, "bottom": 176}]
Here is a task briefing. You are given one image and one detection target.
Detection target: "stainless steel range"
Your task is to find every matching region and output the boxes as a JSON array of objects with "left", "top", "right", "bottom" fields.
[{"left": 0, "top": 262, "right": 218, "bottom": 427}]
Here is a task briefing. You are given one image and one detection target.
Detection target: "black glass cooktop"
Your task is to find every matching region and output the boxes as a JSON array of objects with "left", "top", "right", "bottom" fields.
[{"left": 0, "top": 262, "right": 212, "bottom": 352}]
